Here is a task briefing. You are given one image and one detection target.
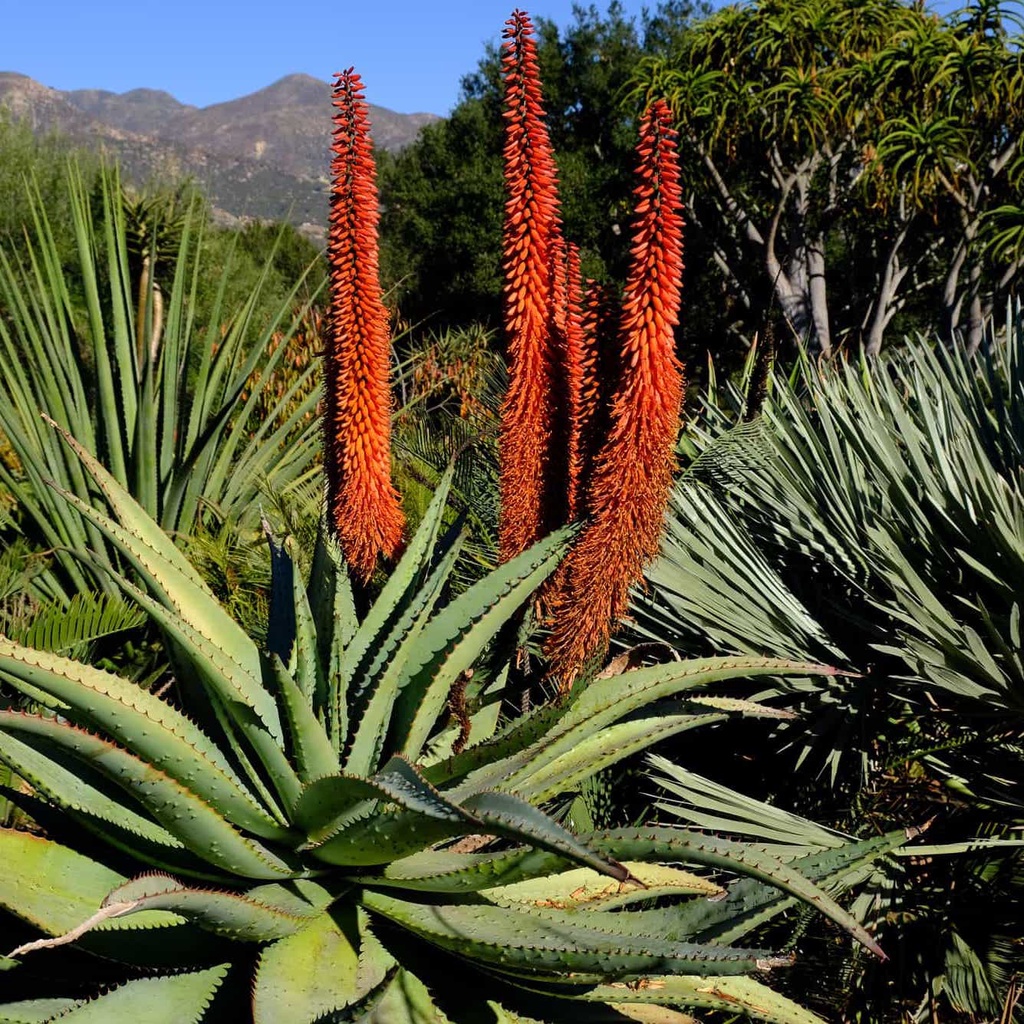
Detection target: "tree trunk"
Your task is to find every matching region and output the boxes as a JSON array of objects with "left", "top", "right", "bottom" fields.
[
  {"left": 864, "top": 223, "right": 910, "bottom": 357},
  {"left": 807, "top": 233, "right": 831, "bottom": 356}
]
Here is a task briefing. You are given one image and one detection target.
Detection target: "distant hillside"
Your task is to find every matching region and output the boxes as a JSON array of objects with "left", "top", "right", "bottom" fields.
[{"left": 0, "top": 72, "right": 439, "bottom": 238}]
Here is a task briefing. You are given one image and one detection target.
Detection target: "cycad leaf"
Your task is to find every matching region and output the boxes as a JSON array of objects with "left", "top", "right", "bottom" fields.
[{"left": 18, "top": 594, "right": 144, "bottom": 656}]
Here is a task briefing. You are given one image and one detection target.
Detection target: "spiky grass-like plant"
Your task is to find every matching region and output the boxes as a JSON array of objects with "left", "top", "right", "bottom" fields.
[
  {"left": 498, "top": 9, "right": 565, "bottom": 562},
  {"left": 324, "top": 69, "right": 405, "bottom": 580},
  {"left": 546, "top": 99, "right": 685, "bottom": 684}
]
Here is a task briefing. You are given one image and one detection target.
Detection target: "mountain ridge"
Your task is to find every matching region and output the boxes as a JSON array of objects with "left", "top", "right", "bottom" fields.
[{"left": 0, "top": 72, "right": 440, "bottom": 238}]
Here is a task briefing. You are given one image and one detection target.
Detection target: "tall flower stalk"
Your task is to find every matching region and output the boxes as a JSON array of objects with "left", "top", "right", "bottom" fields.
[
  {"left": 323, "top": 69, "right": 405, "bottom": 580},
  {"left": 577, "top": 279, "right": 619, "bottom": 489},
  {"left": 553, "top": 240, "right": 587, "bottom": 519},
  {"left": 498, "top": 9, "right": 565, "bottom": 562},
  {"left": 546, "top": 99, "right": 685, "bottom": 684}
]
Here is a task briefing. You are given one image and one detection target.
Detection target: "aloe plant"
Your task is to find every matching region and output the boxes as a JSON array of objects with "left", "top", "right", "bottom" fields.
[
  {"left": 0, "top": 163, "right": 322, "bottom": 604},
  {"left": 0, "top": 425, "right": 907, "bottom": 1023}
]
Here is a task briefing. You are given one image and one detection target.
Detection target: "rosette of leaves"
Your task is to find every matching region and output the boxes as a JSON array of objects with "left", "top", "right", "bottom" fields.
[
  {"left": 0, "top": 164, "right": 322, "bottom": 606},
  {"left": 0, "top": 430, "right": 904, "bottom": 1024}
]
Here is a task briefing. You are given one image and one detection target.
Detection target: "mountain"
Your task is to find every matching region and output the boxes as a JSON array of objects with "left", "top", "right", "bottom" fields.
[{"left": 0, "top": 72, "right": 439, "bottom": 237}]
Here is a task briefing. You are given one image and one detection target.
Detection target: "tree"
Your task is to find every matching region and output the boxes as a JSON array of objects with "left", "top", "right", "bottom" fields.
[
  {"left": 865, "top": 0, "right": 1024, "bottom": 351},
  {"left": 0, "top": 111, "right": 99, "bottom": 271},
  {"left": 631, "top": 0, "right": 1024, "bottom": 355}
]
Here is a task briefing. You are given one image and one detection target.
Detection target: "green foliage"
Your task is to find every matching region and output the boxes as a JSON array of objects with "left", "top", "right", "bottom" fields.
[
  {"left": 0, "top": 428, "right": 902, "bottom": 1023},
  {"left": 0, "top": 162, "right": 323, "bottom": 604},
  {"left": 629, "top": 0, "right": 1024, "bottom": 354},
  {"left": 631, "top": 305, "right": 1024, "bottom": 1020},
  {"left": 0, "top": 113, "right": 99, "bottom": 272}
]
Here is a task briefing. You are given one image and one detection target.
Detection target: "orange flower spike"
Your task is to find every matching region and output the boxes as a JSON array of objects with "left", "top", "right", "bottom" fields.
[
  {"left": 498, "top": 9, "right": 564, "bottom": 562},
  {"left": 546, "top": 99, "right": 685, "bottom": 684},
  {"left": 576, "top": 279, "right": 620, "bottom": 492},
  {"left": 561, "top": 243, "right": 587, "bottom": 519},
  {"left": 323, "top": 69, "right": 405, "bottom": 581}
]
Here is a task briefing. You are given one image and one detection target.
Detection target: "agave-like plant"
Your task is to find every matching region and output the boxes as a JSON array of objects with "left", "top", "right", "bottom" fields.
[
  {"left": 630, "top": 305, "right": 1024, "bottom": 1021},
  {"left": 0, "top": 426, "right": 907, "bottom": 1023},
  {"left": 0, "top": 163, "right": 322, "bottom": 605}
]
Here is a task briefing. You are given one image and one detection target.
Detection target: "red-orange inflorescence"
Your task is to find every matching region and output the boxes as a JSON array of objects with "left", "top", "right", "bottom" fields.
[
  {"left": 545, "top": 99, "right": 685, "bottom": 685},
  {"left": 576, "top": 278, "right": 618, "bottom": 503},
  {"left": 323, "top": 69, "right": 405, "bottom": 580},
  {"left": 557, "top": 242, "right": 587, "bottom": 519},
  {"left": 498, "top": 9, "right": 565, "bottom": 562}
]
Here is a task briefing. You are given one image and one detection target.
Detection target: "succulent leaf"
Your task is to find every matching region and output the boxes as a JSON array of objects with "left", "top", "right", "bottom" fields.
[
  {"left": 526, "top": 975, "right": 827, "bottom": 1024},
  {"left": 1, "top": 965, "right": 228, "bottom": 1024},
  {"left": 494, "top": 658, "right": 839, "bottom": 795},
  {"left": 504, "top": 711, "right": 726, "bottom": 802},
  {"left": 460, "top": 791, "right": 629, "bottom": 881},
  {"left": 586, "top": 827, "right": 887, "bottom": 959},
  {"left": 684, "top": 831, "right": 910, "bottom": 947},
  {"left": 485, "top": 862, "right": 724, "bottom": 910},
  {"left": 365, "top": 968, "right": 452, "bottom": 1024},
  {"left": 307, "top": 527, "right": 358, "bottom": 746},
  {"left": 0, "top": 997, "right": 79, "bottom": 1022},
  {"left": 0, "top": 639, "right": 287, "bottom": 840},
  {"left": 81, "top": 557, "right": 281, "bottom": 745},
  {"left": 397, "top": 526, "right": 574, "bottom": 762},
  {"left": 336, "top": 465, "right": 456, "bottom": 709},
  {"left": 47, "top": 473, "right": 272, "bottom": 736},
  {"left": 343, "top": 528, "right": 465, "bottom": 778},
  {"left": 0, "top": 829, "right": 180, "bottom": 942},
  {"left": 421, "top": 703, "right": 567, "bottom": 786},
  {"left": 44, "top": 418, "right": 213, "bottom": 594},
  {"left": 265, "top": 533, "right": 324, "bottom": 704},
  {"left": 96, "top": 875, "right": 327, "bottom": 942},
  {"left": 262, "top": 653, "right": 339, "bottom": 783},
  {"left": 360, "top": 891, "right": 774, "bottom": 978},
  {"left": 252, "top": 907, "right": 359, "bottom": 1024},
  {"left": 0, "top": 730, "right": 185, "bottom": 850},
  {"left": 0, "top": 713, "right": 294, "bottom": 879}
]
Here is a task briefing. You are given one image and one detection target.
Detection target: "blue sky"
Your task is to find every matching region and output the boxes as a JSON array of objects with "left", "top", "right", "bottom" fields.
[{"left": 2, "top": 0, "right": 675, "bottom": 116}]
